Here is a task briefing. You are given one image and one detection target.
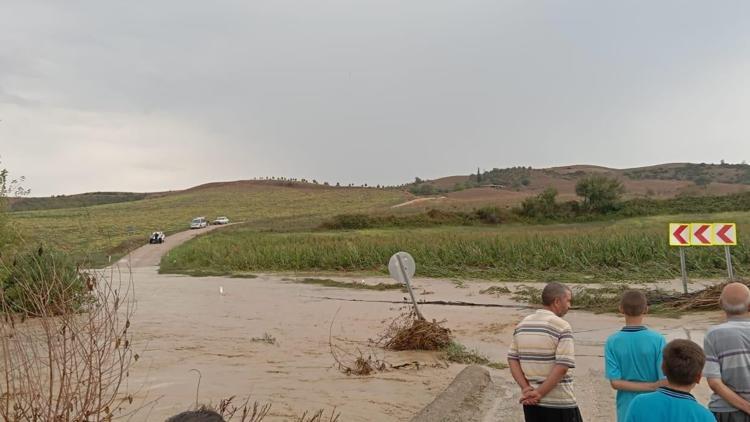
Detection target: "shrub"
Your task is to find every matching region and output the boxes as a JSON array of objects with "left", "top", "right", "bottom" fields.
[
  {"left": 575, "top": 175, "right": 625, "bottom": 213},
  {"left": 1, "top": 247, "right": 91, "bottom": 315}
]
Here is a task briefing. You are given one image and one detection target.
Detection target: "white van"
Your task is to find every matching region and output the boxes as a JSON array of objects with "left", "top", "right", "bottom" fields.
[{"left": 190, "top": 216, "right": 208, "bottom": 229}]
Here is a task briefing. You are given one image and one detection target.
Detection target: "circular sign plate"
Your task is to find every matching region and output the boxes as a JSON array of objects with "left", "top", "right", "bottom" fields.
[{"left": 388, "top": 251, "right": 416, "bottom": 284}]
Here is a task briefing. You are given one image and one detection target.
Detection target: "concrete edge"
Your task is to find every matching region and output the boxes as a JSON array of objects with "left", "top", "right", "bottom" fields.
[{"left": 411, "top": 365, "right": 492, "bottom": 422}]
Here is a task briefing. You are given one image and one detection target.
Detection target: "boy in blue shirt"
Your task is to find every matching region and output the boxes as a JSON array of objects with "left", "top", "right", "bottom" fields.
[
  {"left": 605, "top": 290, "right": 667, "bottom": 421},
  {"left": 624, "top": 339, "right": 714, "bottom": 421}
]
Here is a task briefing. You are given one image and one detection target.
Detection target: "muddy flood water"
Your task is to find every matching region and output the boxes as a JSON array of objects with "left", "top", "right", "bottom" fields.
[
  {"left": 119, "top": 272, "right": 718, "bottom": 420},
  {"left": 109, "top": 229, "right": 722, "bottom": 421}
]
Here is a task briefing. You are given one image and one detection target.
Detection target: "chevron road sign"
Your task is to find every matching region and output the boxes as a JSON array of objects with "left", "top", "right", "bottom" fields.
[
  {"left": 669, "top": 222, "right": 739, "bottom": 293},
  {"left": 713, "top": 223, "right": 737, "bottom": 246},
  {"left": 669, "top": 224, "right": 690, "bottom": 246},
  {"left": 669, "top": 223, "right": 739, "bottom": 246},
  {"left": 691, "top": 223, "right": 712, "bottom": 246}
]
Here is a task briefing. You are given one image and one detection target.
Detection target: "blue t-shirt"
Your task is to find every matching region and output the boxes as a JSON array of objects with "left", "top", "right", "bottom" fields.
[
  {"left": 605, "top": 326, "right": 666, "bottom": 421},
  {"left": 624, "top": 387, "right": 714, "bottom": 422}
]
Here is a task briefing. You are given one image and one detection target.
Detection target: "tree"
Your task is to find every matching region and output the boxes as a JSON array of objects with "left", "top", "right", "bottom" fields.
[
  {"left": 476, "top": 167, "right": 482, "bottom": 183},
  {"left": 575, "top": 175, "right": 624, "bottom": 213},
  {"left": 519, "top": 187, "right": 558, "bottom": 219},
  {"left": 0, "top": 164, "right": 30, "bottom": 250}
]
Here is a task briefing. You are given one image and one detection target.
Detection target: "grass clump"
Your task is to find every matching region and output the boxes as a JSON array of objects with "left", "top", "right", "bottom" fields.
[
  {"left": 290, "top": 278, "right": 404, "bottom": 291},
  {"left": 479, "top": 286, "right": 511, "bottom": 295},
  {"left": 250, "top": 332, "right": 277, "bottom": 345},
  {"left": 442, "top": 341, "right": 489, "bottom": 365}
]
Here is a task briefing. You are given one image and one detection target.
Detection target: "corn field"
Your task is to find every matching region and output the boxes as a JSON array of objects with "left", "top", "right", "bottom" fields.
[{"left": 160, "top": 225, "right": 748, "bottom": 282}]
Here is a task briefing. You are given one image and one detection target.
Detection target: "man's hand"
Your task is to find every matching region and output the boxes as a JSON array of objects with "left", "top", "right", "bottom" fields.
[{"left": 520, "top": 388, "right": 541, "bottom": 405}]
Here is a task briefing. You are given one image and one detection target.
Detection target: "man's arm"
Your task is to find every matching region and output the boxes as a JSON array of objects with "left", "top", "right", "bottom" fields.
[
  {"left": 707, "top": 378, "right": 750, "bottom": 414},
  {"left": 610, "top": 379, "right": 666, "bottom": 392},
  {"left": 508, "top": 359, "right": 532, "bottom": 392}
]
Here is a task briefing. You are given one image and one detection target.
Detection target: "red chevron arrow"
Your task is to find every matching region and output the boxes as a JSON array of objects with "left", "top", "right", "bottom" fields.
[
  {"left": 717, "top": 225, "right": 734, "bottom": 244},
  {"left": 694, "top": 224, "right": 710, "bottom": 244},
  {"left": 673, "top": 224, "right": 688, "bottom": 245}
]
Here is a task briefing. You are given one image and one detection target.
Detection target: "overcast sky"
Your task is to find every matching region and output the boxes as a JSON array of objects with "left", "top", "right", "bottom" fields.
[{"left": 1, "top": 1, "right": 750, "bottom": 196}]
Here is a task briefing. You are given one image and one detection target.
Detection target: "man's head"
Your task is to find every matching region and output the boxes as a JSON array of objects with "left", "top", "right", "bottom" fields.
[
  {"left": 661, "top": 339, "right": 704, "bottom": 387},
  {"left": 719, "top": 282, "right": 750, "bottom": 316},
  {"left": 166, "top": 409, "right": 225, "bottom": 422},
  {"left": 619, "top": 290, "right": 648, "bottom": 317},
  {"left": 541, "top": 282, "right": 572, "bottom": 317}
]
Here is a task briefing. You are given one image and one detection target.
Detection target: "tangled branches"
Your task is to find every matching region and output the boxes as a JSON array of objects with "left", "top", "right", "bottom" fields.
[{"left": 0, "top": 261, "right": 137, "bottom": 421}]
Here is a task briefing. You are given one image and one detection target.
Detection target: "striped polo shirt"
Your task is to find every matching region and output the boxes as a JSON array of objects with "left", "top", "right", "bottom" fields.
[
  {"left": 703, "top": 318, "right": 750, "bottom": 413},
  {"left": 507, "top": 309, "right": 577, "bottom": 408}
]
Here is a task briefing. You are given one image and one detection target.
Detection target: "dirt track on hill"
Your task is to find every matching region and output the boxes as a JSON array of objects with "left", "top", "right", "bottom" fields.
[{"left": 114, "top": 234, "right": 719, "bottom": 421}]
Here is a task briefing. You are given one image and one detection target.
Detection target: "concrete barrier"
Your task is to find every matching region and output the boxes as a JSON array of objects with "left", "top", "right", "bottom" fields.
[{"left": 411, "top": 365, "right": 492, "bottom": 422}]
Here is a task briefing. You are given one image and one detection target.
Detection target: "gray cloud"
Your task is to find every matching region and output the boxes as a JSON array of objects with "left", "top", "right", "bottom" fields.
[{"left": 1, "top": 0, "right": 750, "bottom": 195}]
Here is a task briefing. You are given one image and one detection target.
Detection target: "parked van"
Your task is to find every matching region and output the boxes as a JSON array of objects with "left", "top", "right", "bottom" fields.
[{"left": 190, "top": 216, "right": 208, "bottom": 229}]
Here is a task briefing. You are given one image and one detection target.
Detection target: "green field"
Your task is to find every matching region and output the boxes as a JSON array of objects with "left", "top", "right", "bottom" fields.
[
  {"left": 8, "top": 182, "right": 407, "bottom": 265},
  {"left": 160, "top": 211, "right": 749, "bottom": 282}
]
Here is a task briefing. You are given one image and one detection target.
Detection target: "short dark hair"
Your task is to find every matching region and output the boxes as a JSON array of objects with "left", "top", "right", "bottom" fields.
[
  {"left": 541, "top": 282, "right": 571, "bottom": 306},
  {"left": 662, "top": 339, "right": 704, "bottom": 386},
  {"left": 620, "top": 290, "right": 647, "bottom": 316},
  {"left": 166, "top": 409, "right": 225, "bottom": 422}
]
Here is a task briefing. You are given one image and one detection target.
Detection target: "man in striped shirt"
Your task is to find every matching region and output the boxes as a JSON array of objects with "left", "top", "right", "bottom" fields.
[
  {"left": 704, "top": 282, "right": 750, "bottom": 421},
  {"left": 508, "top": 282, "right": 582, "bottom": 422}
]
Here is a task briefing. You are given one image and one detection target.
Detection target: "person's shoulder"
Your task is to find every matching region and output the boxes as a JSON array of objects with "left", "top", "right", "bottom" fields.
[
  {"left": 705, "top": 321, "right": 741, "bottom": 340},
  {"left": 643, "top": 327, "right": 666, "bottom": 341},
  {"left": 605, "top": 330, "right": 623, "bottom": 345},
  {"left": 687, "top": 400, "right": 714, "bottom": 419},
  {"left": 627, "top": 391, "right": 659, "bottom": 409},
  {"left": 547, "top": 313, "right": 571, "bottom": 331}
]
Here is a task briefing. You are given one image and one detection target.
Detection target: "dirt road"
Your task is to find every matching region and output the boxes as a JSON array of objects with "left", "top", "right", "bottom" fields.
[{"left": 114, "top": 234, "right": 719, "bottom": 421}]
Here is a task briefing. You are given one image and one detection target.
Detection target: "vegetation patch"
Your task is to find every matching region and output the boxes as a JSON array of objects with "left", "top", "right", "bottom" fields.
[
  {"left": 1, "top": 247, "right": 92, "bottom": 315},
  {"left": 512, "top": 284, "right": 686, "bottom": 316},
  {"left": 250, "top": 332, "right": 277, "bottom": 345},
  {"left": 288, "top": 278, "right": 405, "bottom": 291},
  {"left": 442, "top": 341, "right": 489, "bottom": 364},
  {"left": 479, "top": 286, "right": 511, "bottom": 296}
]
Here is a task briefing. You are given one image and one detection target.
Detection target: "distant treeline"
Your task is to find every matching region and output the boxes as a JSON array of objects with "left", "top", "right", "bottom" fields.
[
  {"left": 321, "top": 191, "right": 750, "bottom": 230},
  {"left": 10, "top": 192, "right": 148, "bottom": 212}
]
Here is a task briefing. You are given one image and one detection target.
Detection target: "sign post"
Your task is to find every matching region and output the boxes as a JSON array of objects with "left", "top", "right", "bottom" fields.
[
  {"left": 388, "top": 251, "right": 424, "bottom": 321},
  {"left": 713, "top": 223, "right": 737, "bottom": 281},
  {"left": 669, "top": 223, "right": 691, "bottom": 293},
  {"left": 679, "top": 248, "right": 688, "bottom": 294}
]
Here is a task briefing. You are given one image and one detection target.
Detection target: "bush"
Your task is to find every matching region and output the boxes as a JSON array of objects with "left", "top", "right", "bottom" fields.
[
  {"left": 321, "top": 214, "right": 374, "bottom": 230},
  {"left": 575, "top": 175, "right": 625, "bottom": 213},
  {"left": 1, "top": 247, "right": 91, "bottom": 315}
]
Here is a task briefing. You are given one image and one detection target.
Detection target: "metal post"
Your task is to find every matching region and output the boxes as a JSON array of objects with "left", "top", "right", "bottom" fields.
[
  {"left": 679, "top": 247, "right": 689, "bottom": 294},
  {"left": 397, "top": 254, "right": 424, "bottom": 320},
  {"left": 725, "top": 246, "right": 735, "bottom": 281}
]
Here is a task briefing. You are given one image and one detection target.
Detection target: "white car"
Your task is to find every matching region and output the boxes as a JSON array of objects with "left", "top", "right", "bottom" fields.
[
  {"left": 190, "top": 217, "right": 208, "bottom": 229},
  {"left": 213, "top": 216, "right": 230, "bottom": 225}
]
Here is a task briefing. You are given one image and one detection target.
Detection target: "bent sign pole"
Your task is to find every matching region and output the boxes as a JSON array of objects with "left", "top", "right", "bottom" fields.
[{"left": 388, "top": 251, "right": 424, "bottom": 321}]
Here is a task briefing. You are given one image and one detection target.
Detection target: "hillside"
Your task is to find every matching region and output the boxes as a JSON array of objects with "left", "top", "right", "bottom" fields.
[
  {"left": 9, "top": 191, "right": 157, "bottom": 211},
  {"left": 403, "top": 162, "right": 750, "bottom": 209},
  {"left": 9, "top": 180, "right": 407, "bottom": 265}
]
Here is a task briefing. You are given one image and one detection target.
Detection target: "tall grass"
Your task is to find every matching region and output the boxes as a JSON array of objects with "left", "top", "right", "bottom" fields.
[{"left": 161, "top": 218, "right": 749, "bottom": 282}]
